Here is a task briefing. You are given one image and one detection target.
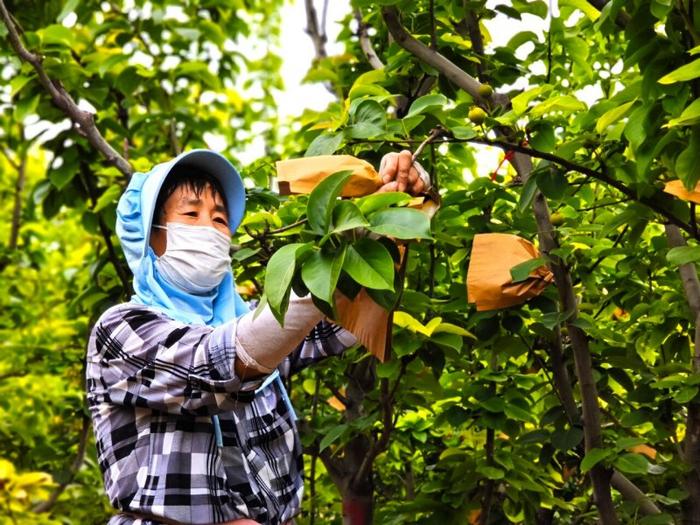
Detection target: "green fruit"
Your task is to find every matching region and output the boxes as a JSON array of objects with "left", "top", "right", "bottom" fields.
[
  {"left": 478, "top": 84, "right": 494, "bottom": 97},
  {"left": 468, "top": 107, "right": 487, "bottom": 125},
  {"left": 550, "top": 212, "right": 565, "bottom": 226}
]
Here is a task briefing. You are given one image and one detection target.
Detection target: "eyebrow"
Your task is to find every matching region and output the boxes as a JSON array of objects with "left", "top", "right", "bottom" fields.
[{"left": 181, "top": 197, "right": 227, "bottom": 214}]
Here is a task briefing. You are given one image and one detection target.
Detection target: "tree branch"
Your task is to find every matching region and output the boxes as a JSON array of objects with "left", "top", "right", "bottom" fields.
[
  {"left": 662, "top": 223, "right": 700, "bottom": 523},
  {"left": 78, "top": 163, "right": 132, "bottom": 294},
  {"left": 351, "top": 135, "right": 697, "bottom": 240},
  {"left": 354, "top": 9, "right": 384, "bottom": 70},
  {"left": 667, "top": 224, "right": 700, "bottom": 319},
  {"left": 382, "top": 10, "right": 618, "bottom": 518},
  {"left": 382, "top": 7, "right": 503, "bottom": 106},
  {"left": 0, "top": 0, "right": 133, "bottom": 178},
  {"left": 531, "top": 182, "right": 618, "bottom": 524},
  {"left": 304, "top": 0, "right": 328, "bottom": 59}
]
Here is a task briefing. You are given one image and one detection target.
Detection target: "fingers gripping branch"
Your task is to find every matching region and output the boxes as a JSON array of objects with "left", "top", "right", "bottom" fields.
[{"left": 0, "top": 0, "right": 134, "bottom": 178}]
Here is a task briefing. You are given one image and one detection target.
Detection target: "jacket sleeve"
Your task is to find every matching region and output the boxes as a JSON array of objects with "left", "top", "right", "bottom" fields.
[
  {"left": 86, "top": 305, "right": 265, "bottom": 416},
  {"left": 279, "top": 320, "right": 357, "bottom": 377}
]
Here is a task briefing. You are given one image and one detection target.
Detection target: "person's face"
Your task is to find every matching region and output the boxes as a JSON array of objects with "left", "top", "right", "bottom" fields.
[{"left": 150, "top": 183, "right": 230, "bottom": 257}]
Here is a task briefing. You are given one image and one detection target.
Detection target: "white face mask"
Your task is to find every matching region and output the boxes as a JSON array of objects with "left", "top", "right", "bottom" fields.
[{"left": 153, "top": 222, "right": 232, "bottom": 295}]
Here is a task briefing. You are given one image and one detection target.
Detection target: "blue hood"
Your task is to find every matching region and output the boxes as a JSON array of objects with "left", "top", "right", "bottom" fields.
[{"left": 116, "top": 149, "right": 249, "bottom": 326}]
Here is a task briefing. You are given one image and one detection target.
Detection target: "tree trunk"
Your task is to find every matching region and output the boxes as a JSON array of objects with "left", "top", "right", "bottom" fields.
[
  {"left": 528, "top": 181, "right": 618, "bottom": 525},
  {"left": 665, "top": 225, "right": 700, "bottom": 525},
  {"left": 342, "top": 489, "right": 373, "bottom": 525}
]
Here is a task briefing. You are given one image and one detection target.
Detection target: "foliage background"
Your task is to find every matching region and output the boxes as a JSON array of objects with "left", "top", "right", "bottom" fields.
[{"left": 3, "top": 1, "right": 700, "bottom": 524}]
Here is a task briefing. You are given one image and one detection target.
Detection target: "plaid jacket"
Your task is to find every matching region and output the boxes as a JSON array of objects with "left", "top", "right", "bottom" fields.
[{"left": 86, "top": 303, "right": 355, "bottom": 525}]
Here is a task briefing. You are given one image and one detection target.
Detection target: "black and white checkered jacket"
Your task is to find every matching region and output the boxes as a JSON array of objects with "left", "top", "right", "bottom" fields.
[{"left": 86, "top": 303, "right": 355, "bottom": 525}]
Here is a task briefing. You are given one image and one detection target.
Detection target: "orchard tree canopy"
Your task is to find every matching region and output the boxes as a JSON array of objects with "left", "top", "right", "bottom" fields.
[{"left": 2, "top": 1, "right": 700, "bottom": 524}]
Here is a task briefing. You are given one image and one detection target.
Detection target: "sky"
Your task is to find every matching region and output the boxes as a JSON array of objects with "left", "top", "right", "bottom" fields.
[
  {"left": 270, "top": 0, "right": 560, "bottom": 177},
  {"left": 13, "top": 0, "right": 576, "bottom": 179}
]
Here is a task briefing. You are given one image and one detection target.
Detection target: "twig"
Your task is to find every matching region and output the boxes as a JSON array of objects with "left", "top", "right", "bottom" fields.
[
  {"left": 309, "top": 376, "right": 321, "bottom": 525},
  {"left": 304, "top": 0, "right": 327, "bottom": 59},
  {"left": 0, "top": 0, "right": 133, "bottom": 177},
  {"left": 428, "top": 0, "right": 437, "bottom": 50},
  {"left": 577, "top": 198, "right": 630, "bottom": 212},
  {"left": 323, "top": 381, "right": 350, "bottom": 408},
  {"left": 382, "top": 7, "right": 507, "bottom": 108},
  {"left": 355, "top": 9, "right": 384, "bottom": 70},
  {"left": 411, "top": 126, "right": 446, "bottom": 162},
  {"left": 269, "top": 218, "right": 308, "bottom": 235},
  {"left": 351, "top": 135, "right": 697, "bottom": 240},
  {"left": 77, "top": 163, "right": 132, "bottom": 294},
  {"left": 479, "top": 428, "right": 495, "bottom": 525},
  {"left": 351, "top": 359, "right": 407, "bottom": 488}
]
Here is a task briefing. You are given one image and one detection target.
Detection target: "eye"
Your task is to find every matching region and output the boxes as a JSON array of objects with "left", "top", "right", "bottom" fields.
[
  {"left": 214, "top": 217, "right": 228, "bottom": 225},
  {"left": 184, "top": 211, "right": 198, "bottom": 217}
]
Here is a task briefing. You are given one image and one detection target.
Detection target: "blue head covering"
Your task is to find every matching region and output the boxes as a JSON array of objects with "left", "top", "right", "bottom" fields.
[{"left": 116, "top": 149, "right": 249, "bottom": 326}]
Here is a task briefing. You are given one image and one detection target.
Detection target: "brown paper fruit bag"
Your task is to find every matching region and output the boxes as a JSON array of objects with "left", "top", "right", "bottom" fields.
[
  {"left": 276, "top": 155, "right": 382, "bottom": 197},
  {"left": 333, "top": 288, "right": 390, "bottom": 362},
  {"left": 467, "top": 233, "right": 553, "bottom": 311},
  {"left": 663, "top": 180, "right": 700, "bottom": 204}
]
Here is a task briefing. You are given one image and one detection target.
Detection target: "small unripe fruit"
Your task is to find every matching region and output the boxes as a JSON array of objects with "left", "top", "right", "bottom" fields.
[
  {"left": 550, "top": 212, "right": 565, "bottom": 226},
  {"left": 478, "top": 84, "right": 494, "bottom": 97},
  {"left": 468, "top": 107, "right": 487, "bottom": 125}
]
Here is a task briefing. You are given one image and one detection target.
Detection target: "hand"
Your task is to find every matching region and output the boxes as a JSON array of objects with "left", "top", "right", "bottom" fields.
[{"left": 377, "top": 150, "right": 431, "bottom": 196}]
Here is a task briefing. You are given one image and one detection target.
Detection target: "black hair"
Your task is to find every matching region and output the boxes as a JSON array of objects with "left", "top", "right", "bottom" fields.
[{"left": 153, "top": 163, "right": 228, "bottom": 225}]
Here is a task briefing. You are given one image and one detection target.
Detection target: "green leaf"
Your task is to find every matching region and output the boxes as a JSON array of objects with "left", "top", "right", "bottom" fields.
[
  {"left": 614, "top": 453, "right": 649, "bottom": 475},
  {"left": 175, "top": 61, "right": 220, "bottom": 90},
  {"left": 478, "top": 465, "right": 505, "bottom": 480},
  {"left": 342, "top": 238, "right": 394, "bottom": 291},
  {"left": 580, "top": 448, "right": 613, "bottom": 473},
  {"left": 405, "top": 94, "right": 448, "bottom": 118},
  {"left": 659, "top": 58, "right": 700, "bottom": 84},
  {"left": 265, "top": 243, "right": 311, "bottom": 324},
  {"left": 301, "top": 248, "right": 345, "bottom": 305},
  {"left": 674, "top": 385, "right": 699, "bottom": 403},
  {"left": 393, "top": 311, "right": 433, "bottom": 337},
  {"left": 510, "top": 257, "right": 547, "bottom": 283},
  {"left": 552, "top": 426, "right": 583, "bottom": 451},
  {"left": 93, "top": 185, "right": 121, "bottom": 213},
  {"left": 667, "top": 246, "right": 700, "bottom": 265},
  {"left": 667, "top": 99, "right": 700, "bottom": 127},
  {"left": 518, "top": 173, "right": 539, "bottom": 212},
  {"left": 355, "top": 192, "right": 411, "bottom": 214},
  {"left": 57, "top": 0, "right": 80, "bottom": 22},
  {"left": 528, "top": 123, "right": 555, "bottom": 152},
  {"left": 559, "top": 0, "right": 600, "bottom": 20},
  {"left": 39, "top": 24, "right": 74, "bottom": 47},
  {"left": 331, "top": 201, "right": 368, "bottom": 233},
  {"left": 368, "top": 208, "right": 432, "bottom": 240},
  {"left": 596, "top": 100, "right": 636, "bottom": 134},
  {"left": 432, "top": 322, "right": 476, "bottom": 339},
  {"left": 306, "top": 170, "right": 353, "bottom": 234},
  {"left": 511, "top": 85, "right": 552, "bottom": 115},
  {"left": 319, "top": 424, "right": 348, "bottom": 452},
  {"left": 638, "top": 515, "right": 676, "bottom": 525},
  {"left": 305, "top": 132, "right": 344, "bottom": 157},
  {"left": 675, "top": 128, "right": 700, "bottom": 188},
  {"left": 450, "top": 126, "right": 477, "bottom": 139},
  {"left": 348, "top": 99, "right": 386, "bottom": 138},
  {"left": 14, "top": 93, "right": 40, "bottom": 121},
  {"left": 10, "top": 75, "right": 31, "bottom": 97},
  {"left": 530, "top": 95, "right": 586, "bottom": 118},
  {"left": 504, "top": 403, "right": 537, "bottom": 423},
  {"left": 480, "top": 397, "right": 505, "bottom": 412}
]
